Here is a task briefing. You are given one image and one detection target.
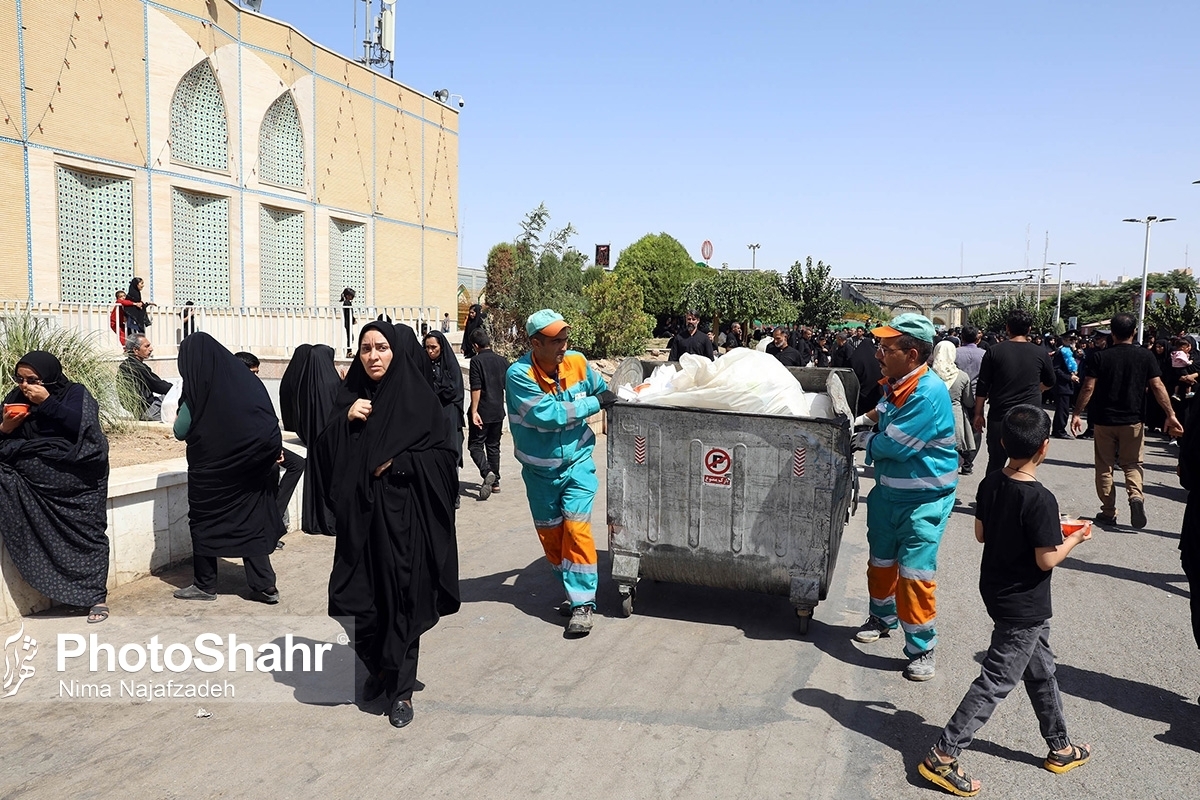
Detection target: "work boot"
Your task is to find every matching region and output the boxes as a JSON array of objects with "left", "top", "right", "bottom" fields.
[
  {"left": 904, "top": 649, "right": 937, "bottom": 681},
  {"left": 854, "top": 615, "right": 893, "bottom": 643},
  {"left": 566, "top": 605, "right": 594, "bottom": 636}
]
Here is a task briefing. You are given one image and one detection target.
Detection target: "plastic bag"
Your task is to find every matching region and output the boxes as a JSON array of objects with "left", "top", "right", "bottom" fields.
[
  {"left": 617, "top": 349, "right": 834, "bottom": 418},
  {"left": 160, "top": 379, "right": 183, "bottom": 426}
]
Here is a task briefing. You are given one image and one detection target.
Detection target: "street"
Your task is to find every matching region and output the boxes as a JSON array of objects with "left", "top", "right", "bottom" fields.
[{"left": 0, "top": 428, "right": 1197, "bottom": 799}]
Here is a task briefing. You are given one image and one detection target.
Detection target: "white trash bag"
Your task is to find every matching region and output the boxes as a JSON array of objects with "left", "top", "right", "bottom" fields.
[
  {"left": 160, "top": 379, "right": 183, "bottom": 426},
  {"left": 617, "top": 348, "right": 834, "bottom": 418}
]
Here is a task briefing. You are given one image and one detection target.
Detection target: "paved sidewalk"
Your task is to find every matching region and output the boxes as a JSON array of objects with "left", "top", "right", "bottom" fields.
[{"left": 1, "top": 431, "right": 1198, "bottom": 798}]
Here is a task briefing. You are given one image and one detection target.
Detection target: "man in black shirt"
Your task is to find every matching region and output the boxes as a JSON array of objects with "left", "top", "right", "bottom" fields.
[
  {"left": 468, "top": 328, "right": 509, "bottom": 500},
  {"left": 849, "top": 332, "right": 884, "bottom": 415},
  {"left": 770, "top": 327, "right": 805, "bottom": 367},
  {"left": 1070, "top": 312, "right": 1182, "bottom": 528},
  {"left": 972, "top": 310, "right": 1055, "bottom": 475},
  {"left": 117, "top": 334, "right": 173, "bottom": 421},
  {"left": 830, "top": 332, "right": 856, "bottom": 368},
  {"left": 667, "top": 310, "right": 714, "bottom": 361}
]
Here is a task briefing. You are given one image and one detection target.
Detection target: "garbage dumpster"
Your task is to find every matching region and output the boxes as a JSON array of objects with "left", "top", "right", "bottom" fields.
[{"left": 606, "top": 360, "right": 858, "bottom": 634}]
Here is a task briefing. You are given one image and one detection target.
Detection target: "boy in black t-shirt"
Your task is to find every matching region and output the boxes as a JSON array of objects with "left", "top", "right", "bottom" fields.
[
  {"left": 919, "top": 405, "right": 1092, "bottom": 797},
  {"left": 467, "top": 327, "right": 509, "bottom": 500}
]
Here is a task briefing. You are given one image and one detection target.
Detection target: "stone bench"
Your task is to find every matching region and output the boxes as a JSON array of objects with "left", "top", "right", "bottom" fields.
[{"left": 0, "top": 443, "right": 308, "bottom": 625}]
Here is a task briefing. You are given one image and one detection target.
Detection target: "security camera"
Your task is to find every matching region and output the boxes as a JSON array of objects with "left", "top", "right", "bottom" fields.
[{"left": 457, "top": 98, "right": 465, "bottom": 108}]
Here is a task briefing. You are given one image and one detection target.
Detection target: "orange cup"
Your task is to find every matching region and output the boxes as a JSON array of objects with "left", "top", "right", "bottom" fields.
[
  {"left": 4, "top": 403, "right": 29, "bottom": 416},
  {"left": 1060, "top": 519, "right": 1090, "bottom": 536}
]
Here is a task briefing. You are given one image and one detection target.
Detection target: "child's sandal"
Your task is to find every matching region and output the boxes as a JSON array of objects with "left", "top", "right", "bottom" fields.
[
  {"left": 1044, "top": 743, "right": 1090, "bottom": 774},
  {"left": 918, "top": 748, "right": 981, "bottom": 797}
]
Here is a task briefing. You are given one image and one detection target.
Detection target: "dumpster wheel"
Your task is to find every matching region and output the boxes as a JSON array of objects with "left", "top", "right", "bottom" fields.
[
  {"left": 619, "top": 586, "right": 636, "bottom": 617},
  {"left": 795, "top": 607, "right": 813, "bottom": 635}
]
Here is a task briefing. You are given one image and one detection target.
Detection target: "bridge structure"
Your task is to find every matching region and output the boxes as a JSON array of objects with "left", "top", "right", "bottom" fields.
[{"left": 843, "top": 270, "right": 1062, "bottom": 328}]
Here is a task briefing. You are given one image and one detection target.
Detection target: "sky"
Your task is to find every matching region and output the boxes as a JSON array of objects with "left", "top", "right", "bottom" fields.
[{"left": 257, "top": 1, "right": 1200, "bottom": 285}]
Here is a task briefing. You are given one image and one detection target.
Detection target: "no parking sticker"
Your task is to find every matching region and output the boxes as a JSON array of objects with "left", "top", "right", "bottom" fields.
[{"left": 703, "top": 447, "right": 732, "bottom": 487}]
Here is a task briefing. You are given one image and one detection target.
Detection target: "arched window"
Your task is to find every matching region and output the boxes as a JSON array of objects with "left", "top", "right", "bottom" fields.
[
  {"left": 259, "top": 91, "right": 305, "bottom": 188},
  {"left": 169, "top": 60, "right": 228, "bottom": 172}
]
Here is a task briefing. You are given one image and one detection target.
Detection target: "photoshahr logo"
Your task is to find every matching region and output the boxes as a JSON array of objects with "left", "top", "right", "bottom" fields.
[{"left": 2, "top": 623, "right": 38, "bottom": 698}]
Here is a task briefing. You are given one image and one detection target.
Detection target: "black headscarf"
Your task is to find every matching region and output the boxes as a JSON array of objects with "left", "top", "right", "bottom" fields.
[
  {"left": 0, "top": 351, "right": 108, "bottom": 606},
  {"left": 178, "top": 332, "right": 283, "bottom": 557},
  {"left": 314, "top": 321, "right": 459, "bottom": 677},
  {"left": 461, "top": 304, "right": 485, "bottom": 358},
  {"left": 279, "top": 343, "right": 312, "bottom": 433},
  {"left": 125, "top": 278, "right": 147, "bottom": 328},
  {"left": 424, "top": 330, "right": 464, "bottom": 430},
  {"left": 295, "top": 345, "right": 342, "bottom": 447}
]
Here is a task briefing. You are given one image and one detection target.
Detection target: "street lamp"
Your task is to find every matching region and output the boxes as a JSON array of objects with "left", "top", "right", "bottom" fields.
[
  {"left": 1048, "top": 261, "right": 1075, "bottom": 324},
  {"left": 747, "top": 243, "right": 760, "bottom": 270},
  {"left": 1123, "top": 216, "right": 1176, "bottom": 344}
]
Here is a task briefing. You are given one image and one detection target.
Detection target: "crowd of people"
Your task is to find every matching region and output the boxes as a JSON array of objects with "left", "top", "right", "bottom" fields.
[{"left": 3, "top": 301, "right": 1198, "bottom": 759}]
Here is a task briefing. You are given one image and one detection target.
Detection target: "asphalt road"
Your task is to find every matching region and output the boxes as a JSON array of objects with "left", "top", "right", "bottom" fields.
[{"left": 0, "top": 424, "right": 1197, "bottom": 799}]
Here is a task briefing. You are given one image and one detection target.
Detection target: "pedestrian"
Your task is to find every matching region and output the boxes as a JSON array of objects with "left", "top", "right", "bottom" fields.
[
  {"left": 124, "top": 277, "right": 153, "bottom": 335},
  {"left": 441, "top": 313, "right": 451, "bottom": 333},
  {"left": 724, "top": 322, "right": 744, "bottom": 353},
  {"left": 849, "top": 331, "right": 884, "bottom": 416},
  {"left": 1176, "top": 390, "right": 1200, "bottom": 652},
  {"left": 109, "top": 289, "right": 135, "bottom": 347},
  {"left": 831, "top": 331, "right": 855, "bottom": 368},
  {"left": 235, "top": 351, "right": 309, "bottom": 542},
  {"left": 180, "top": 301, "right": 197, "bottom": 339},
  {"left": 467, "top": 327, "right": 508, "bottom": 500},
  {"left": 172, "top": 333, "right": 284, "bottom": 603},
  {"left": 972, "top": 310, "right": 1055, "bottom": 475},
  {"left": 340, "top": 287, "right": 357, "bottom": 358},
  {"left": 0, "top": 351, "right": 111, "bottom": 623},
  {"left": 954, "top": 326, "right": 985, "bottom": 474},
  {"left": 314, "top": 321, "right": 460, "bottom": 728},
  {"left": 424, "top": 330, "right": 465, "bottom": 508},
  {"left": 668, "top": 309, "right": 715, "bottom": 361},
  {"left": 932, "top": 340, "right": 975, "bottom": 475},
  {"left": 1070, "top": 312, "right": 1182, "bottom": 529},
  {"left": 851, "top": 313, "right": 958, "bottom": 681},
  {"left": 1049, "top": 335, "right": 1078, "bottom": 439},
  {"left": 919, "top": 405, "right": 1092, "bottom": 796},
  {"left": 461, "top": 304, "right": 485, "bottom": 359},
  {"left": 277, "top": 344, "right": 341, "bottom": 535},
  {"left": 506, "top": 309, "right": 616, "bottom": 636},
  {"left": 770, "top": 326, "right": 805, "bottom": 367},
  {"left": 118, "top": 333, "right": 172, "bottom": 421}
]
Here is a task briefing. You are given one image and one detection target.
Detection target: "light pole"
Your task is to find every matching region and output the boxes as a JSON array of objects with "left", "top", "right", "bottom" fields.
[
  {"left": 747, "top": 243, "right": 760, "bottom": 270},
  {"left": 1123, "top": 216, "right": 1175, "bottom": 344},
  {"left": 1048, "top": 261, "right": 1075, "bottom": 324}
]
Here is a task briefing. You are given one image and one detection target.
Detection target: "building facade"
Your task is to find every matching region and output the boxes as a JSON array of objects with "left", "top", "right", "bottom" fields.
[{"left": 0, "top": 0, "right": 458, "bottom": 313}]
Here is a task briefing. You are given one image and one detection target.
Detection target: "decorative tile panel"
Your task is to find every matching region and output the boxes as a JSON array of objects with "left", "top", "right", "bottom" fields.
[
  {"left": 259, "top": 92, "right": 305, "bottom": 188},
  {"left": 171, "top": 188, "right": 230, "bottom": 305},
  {"left": 260, "top": 205, "right": 305, "bottom": 306},
  {"left": 329, "top": 218, "right": 366, "bottom": 304},
  {"left": 57, "top": 166, "right": 134, "bottom": 303},
  {"left": 170, "top": 60, "right": 228, "bottom": 172}
]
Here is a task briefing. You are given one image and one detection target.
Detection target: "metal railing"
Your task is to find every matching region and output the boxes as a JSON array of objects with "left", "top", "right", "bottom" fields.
[{"left": 0, "top": 301, "right": 444, "bottom": 359}]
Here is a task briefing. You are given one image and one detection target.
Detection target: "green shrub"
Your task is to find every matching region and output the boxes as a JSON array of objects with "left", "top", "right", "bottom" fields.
[{"left": 0, "top": 313, "right": 139, "bottom": 432}]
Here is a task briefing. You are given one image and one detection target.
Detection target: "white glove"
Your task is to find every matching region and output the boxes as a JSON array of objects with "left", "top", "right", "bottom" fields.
[
  {"left": 852, "top": 414, "right": 873, "bottom": 429},
  {"left": 851, "top": 430, "right": 875, "bottom": 452}
]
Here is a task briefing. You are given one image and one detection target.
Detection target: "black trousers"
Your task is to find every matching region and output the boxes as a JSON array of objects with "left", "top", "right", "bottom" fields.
[
  {"left": 387, "top": 637, "right": 421, "bottom": 701},
  {"left": 984, "top": 417, "right": 1008, "bottom": 475},
  {"left": 277, "top": 446, "right": 305, "bottom": 522},
  {"left": 193, "top": 554, "right": 276, "bottom": 595},
  {"left": 1052, "top": 393, "right": 1072, "bottom": 437},
  {"left": 467, "top": 421, "right": 502, "bottom": 480}
]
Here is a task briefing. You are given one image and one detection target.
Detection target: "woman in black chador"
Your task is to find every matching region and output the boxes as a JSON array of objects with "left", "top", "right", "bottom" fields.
[
  {"left": 424, "top": 329, "right": 465, "bottom": 468},
  {"left": 172, "top": 333, "right": 284, "bottom": 603},
  {"left": 314, "top": 321, "right": 460, "bottom": 729},
  {"left": 461, "top": 304, "right": 484, "bottom": 359},
  {"left": 280, "top": 344, "right": 341, "bottom": 534},
  {"left": 0, "top": 352, "right": 110, "bottom": 622}
]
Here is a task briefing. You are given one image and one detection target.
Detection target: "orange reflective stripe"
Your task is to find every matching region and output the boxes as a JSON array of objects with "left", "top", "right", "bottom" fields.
[
  {"left": 561, "top": 518, "right": 598, "bottom": 565},
  {"left": 536, "top": 524, "right": 565, "bottom": 565},
  {"left": 867, "top": 561, "right": 899, "bottom": 601},
  {"left": 897, "top": 578, "right": 937, "bottom": 625}
]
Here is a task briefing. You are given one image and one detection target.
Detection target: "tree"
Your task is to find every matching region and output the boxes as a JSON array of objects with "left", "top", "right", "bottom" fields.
[
  {"left": 484, "top": 204, "right": 589, "bottom": 356},
  {"left": 968, "top": 296, "right": 1055, "bottom": 334},
  {"left": 785, "top": 257, "right": 845, "bottom": 330},
  {"left": 570, "top": 272, "right": 654, "bottom": 359},
  {"left": 679, "top": 268, "right": 795, "bottom": 330},
  {"left": 1146, "top": 287, "right": 1200, "bottom": 337},
  {"left": 613, "top": 233, "right": 708, "bottom": 322}
]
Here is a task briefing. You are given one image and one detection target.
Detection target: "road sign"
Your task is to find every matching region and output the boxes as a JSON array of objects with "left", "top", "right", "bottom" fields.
[
  {"left": 701, "top": 240, "right": 713, "bottom": 261},
  {"left": 703, "top": 446, "right": 731, "bottom": 486}
]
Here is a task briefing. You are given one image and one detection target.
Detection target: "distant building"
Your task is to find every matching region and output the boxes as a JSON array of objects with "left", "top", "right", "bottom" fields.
[{"left": 0, "top": 0, "right": 458, "bottom": 312}]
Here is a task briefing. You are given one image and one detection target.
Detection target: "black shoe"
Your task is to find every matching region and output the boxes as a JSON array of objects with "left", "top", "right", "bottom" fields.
[
  {"left": 363, "top": 673, "right": 386, "bottom": 702},
  {"left": 1129, "top": 499, "right": 1147, "bottom": 529},
  {"left": 1052, "top": 433, "right": 1074, "bottom": 440},
  {"left": 249, "top": 588, "right": 280, "bottom": 605},
  {"left": 454, "top": 495, "right": 461, "bottom": 510},
  {"left": 479, "top": 471, "right": 496, "bottom": 501},
  {"left": 389, "top": 697, "right": 414, "bottom": 728},
  {"left": 1094, "top": 512, "right": 1118, "bottom": 528},
  {"left": 173, "top": 585, "right": 217, "bottom": 601},
  {"left": 959, "top": 465, "right": 973, "bottom": 475}
]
